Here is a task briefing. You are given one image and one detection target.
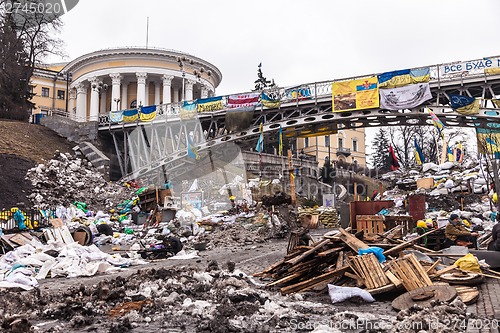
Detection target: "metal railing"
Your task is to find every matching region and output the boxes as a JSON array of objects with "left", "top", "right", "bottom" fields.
[{"left": 92, "top": 54, "right": 500, "bottom": 128}]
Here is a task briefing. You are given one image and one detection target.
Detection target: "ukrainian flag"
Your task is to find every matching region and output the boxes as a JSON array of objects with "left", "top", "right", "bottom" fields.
[{"left": 123, "top": 109, "right": 138, "bottom": 122}]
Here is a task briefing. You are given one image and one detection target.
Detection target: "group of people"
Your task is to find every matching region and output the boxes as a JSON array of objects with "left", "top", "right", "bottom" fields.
[{"left": 444, "top": 213, "right": 500, "bottom": 252}]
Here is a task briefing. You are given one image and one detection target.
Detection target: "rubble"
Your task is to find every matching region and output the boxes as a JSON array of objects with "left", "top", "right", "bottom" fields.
[{"left": 25, "top": 151, "right": 135, "bottom": 211}]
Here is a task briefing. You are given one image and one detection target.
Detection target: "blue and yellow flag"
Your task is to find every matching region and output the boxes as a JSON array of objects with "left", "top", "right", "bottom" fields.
[
  {"left": 122, "top": 109, "right": 138, "bottom": 122},
  {"left": 261, "top": 93, "right": 281, "bottom": 108},
  {"left": 414, "top": 138, "right": 425, "bottom": 165},
  {"left": 180, "top": 101, "right": 197, "bottom": 120},
  {"left": 447, "top": 146, "right": 454, "bottom": 162},
  {"left": 187, "top": 135, "right": 200, "bottom": 160},
  {"left": 378, "top": 68, "right": 430, "bottom": 89},
  {"left": 278, "top": 126, "right": 283, "bottom": 156},
  {"left": 449, "top": 94, "right": 480, "bottom": 115},
  {"left": 140, "top": 105, "right": 157, "bottom": 122},
  {"left": 256, "top": 122, "right": 264, "bottom": 153},
  {"left": 197, "top": 96, "right": 224, "bottom": 113}
]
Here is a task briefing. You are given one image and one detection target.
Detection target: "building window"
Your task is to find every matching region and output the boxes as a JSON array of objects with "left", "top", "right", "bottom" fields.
[
  {"left": 304, "top": 137, "right": 309, "bottom": 148},
  {"left": 57, "top": 90, "right": 65, "bottom": 100},
  {"left": 352, "top": 139, "right": 358, "bottom": 152},
  {"left": 338, "top": 138, "right": 343, "bottom": 148},
  {"left": 325, "top": 135, "right": 330, "bottom": 147},
  {"left": 41, "top": 87, "right": 50, "bottom": 97}
]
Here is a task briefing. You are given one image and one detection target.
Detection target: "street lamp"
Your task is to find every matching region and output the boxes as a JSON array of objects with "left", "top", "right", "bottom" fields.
[
  {"left": 64, "top": 72, "right": 72, "bottom": 113},
  {"left": 113, "top": 98, "right": 120, "bottom": 111}
]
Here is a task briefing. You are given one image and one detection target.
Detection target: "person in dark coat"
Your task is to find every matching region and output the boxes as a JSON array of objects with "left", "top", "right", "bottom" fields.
[
  {"left": 444, "top": 213, "right": 479, "bottom": 249},
  {"left": 491, "top": 222, "right": 500, "bottom": 251}
]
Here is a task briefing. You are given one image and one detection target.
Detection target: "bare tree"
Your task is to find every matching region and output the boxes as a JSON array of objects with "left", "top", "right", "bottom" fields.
[{"left": 0, "top": 1, "right": 65, "bottom": 120}]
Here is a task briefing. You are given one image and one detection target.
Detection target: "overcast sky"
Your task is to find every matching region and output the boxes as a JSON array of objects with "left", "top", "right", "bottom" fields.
[{"left": 54, "top": 0, "right": 500, "bottom": 96}]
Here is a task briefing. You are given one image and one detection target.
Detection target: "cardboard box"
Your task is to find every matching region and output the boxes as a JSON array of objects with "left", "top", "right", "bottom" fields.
[{"left": 417, "top": 178, "right": 434, "bottom": 189}]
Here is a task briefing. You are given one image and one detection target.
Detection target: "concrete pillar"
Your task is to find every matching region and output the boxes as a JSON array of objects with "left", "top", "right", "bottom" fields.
[
  {"left": 136, "top": 72, "right": 147, "bottom": 107},
  {"left": 121, "top": 81, "right": 128, "bottom": 110},
  {"left": 162, "top": 75, "right": 174, "bottom": 105},
  {"left": 201, "top": 85, "right": 209, "bottom": 99},
  {"left": 110, "top": 73, "right": 122, "bottom": 111},
  {"left": 75, "top": 83, "right": 88, "bottom": 122},
  {"left": 89, "top": 77, "right": 100, "bottom": 121},
  {"left": 185, "top": 79, "right": 195, "bottom": 101}
]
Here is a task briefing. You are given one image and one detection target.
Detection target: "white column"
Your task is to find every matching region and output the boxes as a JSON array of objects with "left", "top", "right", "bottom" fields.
[
  {"left": 121, "top": 81, "right": 128, "bottom": 109},
  {"left": 100, "top": 89, "right": 107, "bottom": 113},
  {"left": 145, "top": 82, "right": 150, "bottom": 106},
  {"left": 89, "top": 77, "right": 100, "bottom": 121},
  {"left": 154, "top": 81, "right": 161, "bottom": 105},
  {"left": 110, "top": 73, "right": 122, "bottom": 111},
  {"left": 136, "top": 72, "right": 147, "bottom": 107},
  {"left": 201, "top": 85, "right": 209, "bottom": 99},
  {"left": 162, "top": 75, "right": 173, "bottom": 104},
  {"left": 185, "top": 79, "right": 195, "bottom": 101},
  {"left": 173, "top": 87, "right": 179, "bottom": 103},
  {"left": 75, "top": 83, "right": 88, "bottom": 122}
]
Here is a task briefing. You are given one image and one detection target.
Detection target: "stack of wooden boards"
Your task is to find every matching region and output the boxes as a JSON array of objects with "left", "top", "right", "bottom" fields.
[{"left": 254, "top": 227, "right": 497, "bottom": 306}]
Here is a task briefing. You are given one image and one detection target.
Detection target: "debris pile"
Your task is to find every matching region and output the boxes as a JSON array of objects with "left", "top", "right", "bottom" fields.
[
  {"left": 25, "top": 151, "right": 134, "bottom": 211},
  {"left": 254, "top": 226, "right": 497, "bottom": 319}
]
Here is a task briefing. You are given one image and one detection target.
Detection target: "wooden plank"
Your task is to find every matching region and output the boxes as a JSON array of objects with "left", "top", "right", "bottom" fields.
[
  {"left": 345, "top": 272, "right": 365, "bottom": 287},
  {"left": 285, "top": 238, "right": 331, "bottom": 266},
  {"left": 338, "top": 227, "right": 369, "bottom": 252},
  {"left": 407, "top": 254, "right": 433, "bottom": 286},
  {"left": 280, "top": 266, "right": 350, "bottom": 294},
  {"left": 267, "top": 273, "right": 302, "bottom": 287},
  {"left": 385, "top": 270, "right": 402, "bottom": 287},
  {"left": 431, "top": 264, "right": 458, "bottom": 277},
  {"left": 383, "top": 227, "right": 444, "bottom": 256},
  {"left": 318, "top": 247, "right": 343, "bottom": 257},
  {"left": 335, "top": 251, "right": 344, "bottom": 269},
  {"left": 425, "top": 259, "right": 442, "bottom": 275}
]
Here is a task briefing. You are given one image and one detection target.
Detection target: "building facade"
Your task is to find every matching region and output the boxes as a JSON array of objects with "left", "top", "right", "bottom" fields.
[
  {"left": 30, "top": 47, "right": 222, "bottom": 122},
  {"left": 297, "top": 128, "right": 367, "bottom": 168}
]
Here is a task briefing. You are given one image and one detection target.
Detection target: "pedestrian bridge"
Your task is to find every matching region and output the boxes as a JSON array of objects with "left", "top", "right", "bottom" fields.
[{"left": 97, "top": 55, "right": 500, "bottom": 182}]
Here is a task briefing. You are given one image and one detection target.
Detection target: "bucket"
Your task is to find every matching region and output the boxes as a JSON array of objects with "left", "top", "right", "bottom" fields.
[{"left": 194, "top": 242, "right": 207, "bottom": 251}]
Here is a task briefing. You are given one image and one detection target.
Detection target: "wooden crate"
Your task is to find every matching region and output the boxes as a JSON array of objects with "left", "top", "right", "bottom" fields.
[{"left": 356, "top": 215, "right": 384, "bottom": 235}]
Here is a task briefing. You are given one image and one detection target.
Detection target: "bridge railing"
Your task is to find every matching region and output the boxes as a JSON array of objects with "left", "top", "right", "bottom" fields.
[{"left": 97, "top": 55, "right": 500, "bottom": 127}]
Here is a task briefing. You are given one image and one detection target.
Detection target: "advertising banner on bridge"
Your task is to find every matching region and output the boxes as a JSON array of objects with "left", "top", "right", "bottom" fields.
[
  {"left": 379, "top": 83, "right": 432, "bottom": 110},
  {"left": 332, "top": 77, "right": 379, "bottom": 112}
]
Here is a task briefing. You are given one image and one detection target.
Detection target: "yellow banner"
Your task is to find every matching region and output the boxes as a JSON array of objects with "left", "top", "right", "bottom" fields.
[
  {"left": 197, "top": 100, "right": 223, "bottom": 113},
  {"left": 332, "top": 77, "right": 379, "bottom": 112}
]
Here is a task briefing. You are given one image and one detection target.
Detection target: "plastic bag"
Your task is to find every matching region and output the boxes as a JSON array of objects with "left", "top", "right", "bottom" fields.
[
  {"left": 454, "top": 253, "right": 481, "bottom": 273},
  {"left": 327, "top": 284, "right": 375, "bottom": 304},
  {"left": 358, "top": 246, "right": 386, "bottom": 263}
]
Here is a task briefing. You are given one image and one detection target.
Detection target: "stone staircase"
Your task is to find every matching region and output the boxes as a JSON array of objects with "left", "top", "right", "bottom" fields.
[{"left": 74, "top": 142, "right": 110, "bottom": 179}]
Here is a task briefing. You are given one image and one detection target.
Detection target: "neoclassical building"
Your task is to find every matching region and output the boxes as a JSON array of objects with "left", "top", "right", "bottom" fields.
[{"left": 30, "top": 47, "right": 222, "bottom": 122}]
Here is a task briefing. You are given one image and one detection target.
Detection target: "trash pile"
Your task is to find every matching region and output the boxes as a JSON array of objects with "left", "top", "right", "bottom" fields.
[
  {"left": 254, "top": 225, "right": 499, "bottom": 324},
  {"left": 26, "top": 151, "right": 135, "bottom": 211},
  {"left": 0, "top": 258, "right": 490, "bottom": 333}
]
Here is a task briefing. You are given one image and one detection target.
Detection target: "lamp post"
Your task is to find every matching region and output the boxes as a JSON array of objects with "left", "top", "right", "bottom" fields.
[
  {"left": 113, "top": 98, "right": 120, "bottom": 111},
  {"left": 65, "top": 72, "right": 72, "bottom": 113}
]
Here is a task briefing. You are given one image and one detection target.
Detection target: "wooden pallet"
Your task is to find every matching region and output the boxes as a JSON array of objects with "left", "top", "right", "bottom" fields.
[
  {"left": 388, "top": 253, "right": 433, "bottom": 291},
  {"left": 348, "top": 253, "right": 391, "bottom": 289}
]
